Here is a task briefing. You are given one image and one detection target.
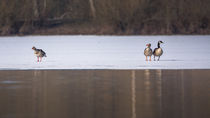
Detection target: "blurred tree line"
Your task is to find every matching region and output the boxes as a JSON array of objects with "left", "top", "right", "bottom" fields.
[{"left": 0, "top": 0, "right": 210, "bottom": 35}]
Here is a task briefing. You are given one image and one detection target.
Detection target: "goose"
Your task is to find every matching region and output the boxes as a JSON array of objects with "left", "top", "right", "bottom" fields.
[
  {"left": 153, "top": 41, "right": 163, "bottom": 61},
  {"left": 32, "top": 46, "right": 47, "bottom": 62},
  {"left": 144, "top": 43, "right": 152, "bottom": 61}
]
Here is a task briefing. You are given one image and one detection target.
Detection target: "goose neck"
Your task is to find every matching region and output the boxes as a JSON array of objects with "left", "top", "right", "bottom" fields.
[{"left": 158, "top": 42, "right": 160, "bottom": 48}]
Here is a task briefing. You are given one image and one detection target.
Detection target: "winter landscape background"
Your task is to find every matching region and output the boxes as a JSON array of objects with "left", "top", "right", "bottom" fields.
[{"left": 1, "top": 1, "right": 210, "bottom": 118}]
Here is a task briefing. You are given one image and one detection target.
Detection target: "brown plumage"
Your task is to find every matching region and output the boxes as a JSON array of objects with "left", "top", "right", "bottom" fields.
[
  {"left": 32, "top": 46, "right": 47, "bottom": 62},
  {"left": 144, "top": 43, "right": 152, "bottom": 61}
]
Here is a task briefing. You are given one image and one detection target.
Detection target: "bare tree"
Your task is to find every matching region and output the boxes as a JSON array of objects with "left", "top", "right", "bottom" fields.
[
  {"left": 43, "top": 0, "right": 47, "bottom": 15},
  {"left": 89, "top": 0, "right": 96, "bottom": 18},
  {"left": 165, "top": 0, "right": 171, "bottom": 33},
  {"left": 33, "top": 0, "right": 40, "bottom": 19}
]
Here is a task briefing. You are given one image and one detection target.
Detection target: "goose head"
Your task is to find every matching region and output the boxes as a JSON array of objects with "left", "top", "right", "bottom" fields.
[
  {"left": 146, "top": 43, "right": 151, "bottom": 47},
  {"left": 158, "top": 41, "right": 164, "bottom": 44},
  {"left": 32, "top": 46, "right": 36, "bottom": 50},
  {"left": 157, "top": 41, "right": 163, "bottom": 48}
]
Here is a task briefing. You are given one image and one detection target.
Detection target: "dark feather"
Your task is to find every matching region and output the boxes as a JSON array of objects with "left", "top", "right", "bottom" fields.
[
  {"left": 37, "top": 49, "right": 47, "bottom": 57},
  {"left": 153, "top": 48, "right": 158, "bottom": 54}
]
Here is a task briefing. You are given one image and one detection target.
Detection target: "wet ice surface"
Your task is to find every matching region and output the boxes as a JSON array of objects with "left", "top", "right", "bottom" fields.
[
  {"left": 0, "top": 35, "right": 210, "bottom": 69},
  {"left": 0, "top": 70, "right": 210, "bottom": 118}
]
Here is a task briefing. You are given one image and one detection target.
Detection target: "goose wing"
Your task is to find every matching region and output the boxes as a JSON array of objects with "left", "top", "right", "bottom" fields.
[
  {"left": 37, "top": 49, "right": 47, "bottom": 57},
  {"left": 40, "top": 49, "right": 47, "bottom": 57},
  {"left": 153, "top": 48, "right": 158, "bottom": 54},
  {"left": 144, "top": 48, "right": 148, "bottom": 55}
]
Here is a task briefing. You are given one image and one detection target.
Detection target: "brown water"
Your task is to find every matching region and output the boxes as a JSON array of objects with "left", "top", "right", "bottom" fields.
[{"left": 0, "top": 70, "right": 210, "bottom": 118}]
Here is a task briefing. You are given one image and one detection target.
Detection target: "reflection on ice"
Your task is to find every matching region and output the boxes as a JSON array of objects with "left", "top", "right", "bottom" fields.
[
  {"left": 0, "top": 70, "right": 209, "bottom": 118},
  {"left": 0, "top": 80, "right": 23, "bottom": 84}
]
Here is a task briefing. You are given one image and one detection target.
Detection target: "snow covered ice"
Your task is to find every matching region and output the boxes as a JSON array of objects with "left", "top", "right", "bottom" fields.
[{"left": 0, "top": 35, "right": 210, "bottom": 70}]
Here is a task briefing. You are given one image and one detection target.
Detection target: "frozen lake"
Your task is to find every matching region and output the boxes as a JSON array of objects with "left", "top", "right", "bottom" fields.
[{"left": 0, "top": 35, "right": 210, "bottom": 69}]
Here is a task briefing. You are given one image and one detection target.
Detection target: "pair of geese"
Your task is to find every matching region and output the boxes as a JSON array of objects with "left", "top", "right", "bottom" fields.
[
  {"left": 32, "top": 40, "right": 164, "bottom": 62},
  {"left": 144, "top": 40, "right": 164, "bottom": 61}
]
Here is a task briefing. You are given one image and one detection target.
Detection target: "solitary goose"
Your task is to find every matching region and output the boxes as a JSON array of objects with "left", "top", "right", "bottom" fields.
[
  {"left": 144, "top": 43, "right": 152, "bottom": 61},
  {"left": 153, "top": 41, "right": 163, "bottom": 61},
  {"left": 32, "top": 46, "right": 47, "bottom": 62}
]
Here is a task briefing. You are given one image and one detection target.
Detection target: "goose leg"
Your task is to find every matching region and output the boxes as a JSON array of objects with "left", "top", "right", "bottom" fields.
[
  {"left": 40, "top": 57, "right": 42, "bottom": 62},
  {"left": 154, "top": 56, "right": 156, "bottom": 61},
  {"left": 149, "top": 56, "right": 151, "bottom": 61},
  {"left": 146, "top": 56, "right": 148, "bottom": 61},
  {"left": 37, "top": 57, "right": 39, "bottom": 62},
  {"left": 158, "top": 56, "right": 160, "bottom": 61}
]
